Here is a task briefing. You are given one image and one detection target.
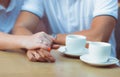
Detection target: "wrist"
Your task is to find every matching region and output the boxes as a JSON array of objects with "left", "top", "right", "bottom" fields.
[
  {"left": 9, "top": 35, "right": 28, "bottom": 49},
  {"left": 52, "top": 33, "right": 57, "bottom": 43},
  {"left": 18, "top": 36, "right": 30, "bottom": 49},
  {"left": 55, "top": 34, "right": 66, "bottom": 45}
]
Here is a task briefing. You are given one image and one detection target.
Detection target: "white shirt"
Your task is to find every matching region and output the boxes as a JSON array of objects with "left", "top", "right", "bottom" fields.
[
  {"left": 0, "top": 0, "right": 24, "bottom": 33},
  {"left": 22, "top": 0, "right": 118, "bottom": 57}
]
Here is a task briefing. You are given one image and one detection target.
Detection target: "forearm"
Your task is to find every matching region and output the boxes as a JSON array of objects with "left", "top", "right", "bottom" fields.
[
  {"left": 0, "top": 32, "right": 28, "bottom": 50},
  {"left": 12, "top": 25, "right": 32, "bottom": 35},
  {"left": 54, "top": 30, "right": 98, "bottom": 45},
  {"left": 54, "top": 16, "right": 116, "bottom": 45},
  {"left": 12, "top": 11, "right": 40, "bottom": 35},
  {"left": 79, "top": 16, "right": 116, "bottom": 42}
]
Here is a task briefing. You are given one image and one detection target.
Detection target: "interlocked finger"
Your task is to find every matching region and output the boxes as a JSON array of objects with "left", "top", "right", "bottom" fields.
[{"left": 33, "top": 51, "right": 46, "bottom": 62}]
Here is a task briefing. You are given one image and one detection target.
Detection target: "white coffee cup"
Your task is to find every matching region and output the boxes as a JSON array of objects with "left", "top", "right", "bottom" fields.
[
  {"left": 66, "top": 35, "right": 87, "bottom": 53},
  {"left": 88, "top": 42, "right": 111, "bottom": 63}
]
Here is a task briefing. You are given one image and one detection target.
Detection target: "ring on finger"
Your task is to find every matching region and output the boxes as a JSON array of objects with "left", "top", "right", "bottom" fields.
[{"left": 39, "top": 39, "right": 44, "bottom": 43}]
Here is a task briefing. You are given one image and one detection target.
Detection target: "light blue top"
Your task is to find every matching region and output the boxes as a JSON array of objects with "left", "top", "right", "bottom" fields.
[{"left": 0, "top": 0, "right": 23, "bottom": 33}]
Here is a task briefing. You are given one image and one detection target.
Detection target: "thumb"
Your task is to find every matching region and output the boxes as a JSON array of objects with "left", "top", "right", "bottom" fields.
[{"left": 52, "top": 44, "right": 60, "bottom": 49}]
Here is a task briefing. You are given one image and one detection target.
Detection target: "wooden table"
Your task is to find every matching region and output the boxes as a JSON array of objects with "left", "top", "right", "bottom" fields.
[{"left": 0, "top": 50, "right": 120, "bottom": 77}]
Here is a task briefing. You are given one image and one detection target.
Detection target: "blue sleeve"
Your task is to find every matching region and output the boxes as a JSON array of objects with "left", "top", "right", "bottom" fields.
[
  {"left": 93, "top": 0, "right": 118, "bottom": 19},
  {"left": 21, "top": 0, "right": 44, "bottom": 18}
]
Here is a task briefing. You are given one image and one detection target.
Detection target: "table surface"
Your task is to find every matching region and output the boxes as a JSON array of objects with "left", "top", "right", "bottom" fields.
[{"left": 0, "top": 49, "right": 120, "bottom": 77}]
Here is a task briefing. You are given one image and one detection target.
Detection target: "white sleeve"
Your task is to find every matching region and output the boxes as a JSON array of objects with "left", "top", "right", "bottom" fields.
[
  {"left": 93, "top": 0, "right": 118, "bottom": 19},
  {"left": 21, "top": 0, "right": 44, "bottom": 18}
]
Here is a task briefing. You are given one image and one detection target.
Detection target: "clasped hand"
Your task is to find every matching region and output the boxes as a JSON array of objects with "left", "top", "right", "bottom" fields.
[{"left": 23, "top": 32, "right": 57, "bottom": 62}]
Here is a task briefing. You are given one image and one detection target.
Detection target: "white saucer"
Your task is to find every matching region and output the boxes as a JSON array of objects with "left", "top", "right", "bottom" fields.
[
  {"left": 58, "top": 46, "right": 88, "bottom": 57},
  {"left": 80, "top": 54, "right": 119, "bottom": 66}
]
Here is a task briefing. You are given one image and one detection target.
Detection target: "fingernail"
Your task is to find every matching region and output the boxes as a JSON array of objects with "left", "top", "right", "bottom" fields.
[{"left": 47, "top": 48, "right": 51, "bottom": 52}]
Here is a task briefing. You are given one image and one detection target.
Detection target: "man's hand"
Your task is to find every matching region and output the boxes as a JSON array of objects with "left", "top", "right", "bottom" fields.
[
  {"left": 51, "top": 44, "right": 60, "bottom": 49},
  {"left": 26, "top": 49, "right": 55, "bottom": 62}
]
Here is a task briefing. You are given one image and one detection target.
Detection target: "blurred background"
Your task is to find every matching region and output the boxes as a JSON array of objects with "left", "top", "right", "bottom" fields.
[{"left": 115, "top": 1, "right": 120, "bottom": 59}]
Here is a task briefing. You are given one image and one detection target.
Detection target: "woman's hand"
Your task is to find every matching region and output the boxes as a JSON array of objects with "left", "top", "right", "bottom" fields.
[{"left": 22, "top": 32, "right": 54, "bottom": 50}]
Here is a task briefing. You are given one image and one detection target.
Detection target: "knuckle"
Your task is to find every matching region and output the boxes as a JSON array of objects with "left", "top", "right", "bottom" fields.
[{"left": 41, "top": 31, "right": 45, "bottom": 34}]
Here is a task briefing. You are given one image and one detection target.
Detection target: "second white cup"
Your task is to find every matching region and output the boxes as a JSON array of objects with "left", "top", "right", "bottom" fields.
[{"left": 88, "top": 42, "right": 111, "bottom": 63}]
